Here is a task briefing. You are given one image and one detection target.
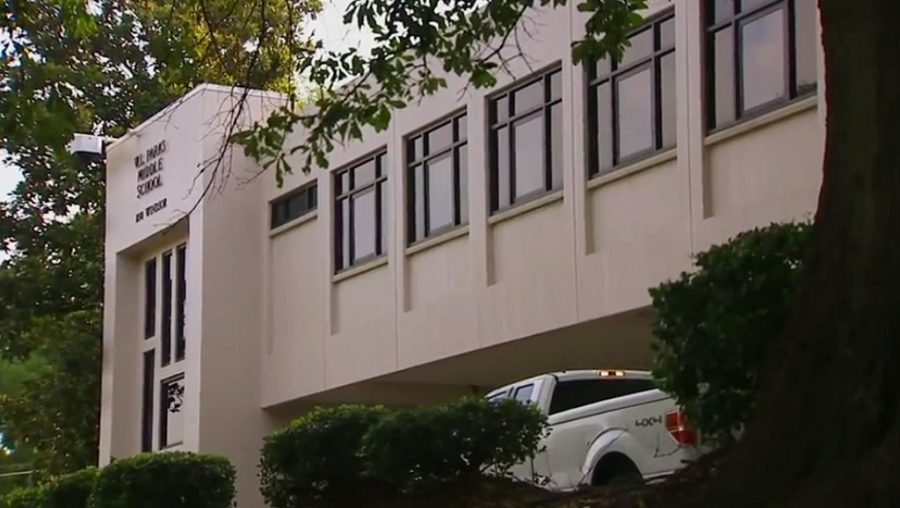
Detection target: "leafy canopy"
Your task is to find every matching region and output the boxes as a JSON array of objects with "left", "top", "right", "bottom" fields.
[
  {"left": 1, "top": 466, "right": 98, "bottom": 508},
  {"left": 0, "top": 0, "right": 318, "bottom": 478}
]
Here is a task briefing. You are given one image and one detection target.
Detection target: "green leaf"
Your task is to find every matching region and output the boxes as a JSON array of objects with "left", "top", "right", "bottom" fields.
[
  {"left": 370, "top": 106, "right": 391, "bottom": 131},
  {"left": 649, "top": 222, "right": 813, "bottom": 446},
  {"left": 471, "top": 66, "right": 497, "bottom": 88}
]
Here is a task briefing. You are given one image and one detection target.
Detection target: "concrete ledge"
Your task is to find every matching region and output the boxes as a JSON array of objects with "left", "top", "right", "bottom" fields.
[
  {"left": 332, "top": 256, "right": 388, "bottom": 283},
  {"left": 488, "top": 191, "right": 565, "bottom": 226},
  {"left": 406, "top": 226, "right": 469, "bottom": 256},
  {"left": 268, "top": 211, "right": 318, "bottom": 238},
  {"left": 705, "top": 96, "right": 819, "bottom": 147},
  {"left": 588, "top": 149, "right": 677, "bottom": 191}
]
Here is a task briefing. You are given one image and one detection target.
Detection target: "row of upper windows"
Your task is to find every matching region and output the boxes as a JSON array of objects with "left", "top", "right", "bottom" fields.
[{"left": 270, "top": 0, "right": 818, "bottom": 272}]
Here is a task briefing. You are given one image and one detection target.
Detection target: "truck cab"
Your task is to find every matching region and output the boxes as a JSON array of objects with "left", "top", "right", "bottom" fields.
[{"left": 487, "top": 370, "right": 700, "bottom": 491}]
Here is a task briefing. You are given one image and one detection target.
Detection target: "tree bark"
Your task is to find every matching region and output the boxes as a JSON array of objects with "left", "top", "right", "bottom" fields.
[{"left": 695, "top": 1, "right": 900, "bottom": 507}]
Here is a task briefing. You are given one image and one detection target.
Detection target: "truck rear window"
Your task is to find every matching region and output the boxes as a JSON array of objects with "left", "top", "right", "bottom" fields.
[
  {"left": 487, "top": 391, "right": 509, "bottom": 404},
  {"left": 548, "top": 379, "right": 657, "bottom": 415}
]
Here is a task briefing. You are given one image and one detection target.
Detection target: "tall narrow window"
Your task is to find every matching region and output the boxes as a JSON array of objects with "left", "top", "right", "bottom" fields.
[
  {"left": 160, "top": 375, "right": 185, "bottom": 449},
  {"left": 271, "top": 183, "right": 318, "bottom": 229},
  {"left": 144, "top": 258, "right": 157, "bottom": 339},
  {"left": 334, "top": 151, "right": 388, "bottom": 272},
  {"left": 175, "top": 244, "right": 186, "bottom": 361},
  {"left": 161, "top": 251, "right": 173, "bottom": 366},
  {"left": 489, "top": 68, "right": 563, "bottom": 213},
  {"left": 407, "top": 112, "right": 468, "bottom": 244},
  {"left": 706, "top": 0, "right": 818, "bottom": 130},
  {"left": 588, "top": 13, "right": 676, "bottom": 176},
  {"left": 141, "top": 350, "right": 155, "bottom": 452}
]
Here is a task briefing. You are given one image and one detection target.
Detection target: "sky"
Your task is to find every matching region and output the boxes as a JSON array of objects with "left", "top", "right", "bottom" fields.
[
  {"left": 0, "top": 161, "right": 16, "bottom": 262},
  {"left": 0, "top": 160, "right": 20, "bottom": 201},
  {"left": 310, "top": 0, "right": 371, "bottom": 55}
]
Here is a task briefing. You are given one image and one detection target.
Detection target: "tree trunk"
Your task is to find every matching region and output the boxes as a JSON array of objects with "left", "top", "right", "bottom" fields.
[{"left": 694, "top": 1, "right": 900, "bottom": 507}]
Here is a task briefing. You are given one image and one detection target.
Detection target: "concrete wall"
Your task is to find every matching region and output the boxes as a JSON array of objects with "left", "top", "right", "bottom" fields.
[
  {"left": 259, "top": 0, "right": 825, "bottom": 409},
  {"left": 195, "top": 90, "right": 286, "bottom": 508}
]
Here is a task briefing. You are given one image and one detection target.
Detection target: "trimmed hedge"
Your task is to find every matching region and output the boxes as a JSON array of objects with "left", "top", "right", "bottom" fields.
[
  {"left": 89, "top": 452, "right": 235, "bottom": 508},
  {"left": 260, "top": 399, "right": 547, "bottom": 507},
  {"left": 362, "top": 398, "right": 545, "bottom": 492},
  {"left": 2, "top": 467, "right": 98, "bottom": 508},
  {"left": 260, "top": 405, "right": 388, "bottom": 507}
]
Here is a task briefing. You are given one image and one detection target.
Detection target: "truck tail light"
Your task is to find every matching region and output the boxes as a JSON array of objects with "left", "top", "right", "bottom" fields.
[{"left": 665, "top": 409, "right": 698, "bottom": 446}]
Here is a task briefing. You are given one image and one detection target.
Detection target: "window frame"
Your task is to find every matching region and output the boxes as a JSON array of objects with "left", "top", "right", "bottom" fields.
[
  {"left": 144, "top": 258, "right": 157, "bottom": 339},
  {"left": 141, "top": 246, "right": 188, "bottom": 452},
  {"left": 159, "top": 373, "right": 185, "bottom": 450},
  {"left": 405, "top": 110, "right": 468, "bottom": 245},
  {"left": 587, "top": 11, "right": 676, "bottom": 177},
  {"left": 141, "top": 349, "right": 155, "bottom": 452},
  {"left": 271, "top": 182, "right": 318, "bottom": 229},
  {"left": 513, "top": 384, "right": 535, "bottom": 404},
  {"left": 175, "top": 243, "right": 187, "bottom": 362},
  {"left": 334, "top": 150, "right": 389, "bottom": 272},
  {"left": 705, "top": 0, "right": 817, "bottom": 132},
  {"left": 488, "top": 66, "right": 563, "bottom": 214},
  {"left": 161, "top": 251, "right": 173, "bottom": 366},
  {"left": 487, "top": 390, "right": 511, "bottom": 404},
  {"left": 144, "top": 246, "right": 187, "bottom": 364}
]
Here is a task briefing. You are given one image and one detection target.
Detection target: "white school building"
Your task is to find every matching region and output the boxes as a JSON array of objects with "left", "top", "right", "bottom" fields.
[{"left": 99, "top": 0, "right": 824, "bottom": 505}]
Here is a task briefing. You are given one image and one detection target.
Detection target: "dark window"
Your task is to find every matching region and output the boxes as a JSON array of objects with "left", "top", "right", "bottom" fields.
[
  {"left": 407, "top": 112, "right": 468, "bottom": 244},
  {"left": 706, "top": 0, "right": 818, "bottom": 130},
  {"left": 548, "top": 379, "right": 657, "bottom": 415},
  {"left": 144, "top": 258, "right": 156, "bottom": 339},
  {"left": 335, "top": 151, "right": 388, "bottom": 271},
  {"left": 161, "top": 251, "right": 172, "bottom": 366},
  {"left": 489, "top": 68, "right": 563, "bottom": 213},
  {"left": 514, "top": 384, "right": 535, "bottom": 404},
  {"left": 160, "top": 374, "right": 185, "bottom": 449},
  {"left": 141, "top": 350, "right": 155, "bottom": 452},
  {"left": 588, "top": 14, "right": 676, "bottom": 176},
  {"left": 175, "top": 244, "right": 186, "bottom": 361},
  {"left": 271, "top": 183, "right": 318, "bottom": 229}
]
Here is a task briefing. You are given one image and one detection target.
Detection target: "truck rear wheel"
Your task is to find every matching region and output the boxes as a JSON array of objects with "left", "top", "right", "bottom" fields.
[{"left": 592, "top": 453, "right": 642, "bottom": 487}]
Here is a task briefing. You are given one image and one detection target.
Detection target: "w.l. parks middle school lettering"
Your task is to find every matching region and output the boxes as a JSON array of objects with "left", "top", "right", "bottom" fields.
[
  {"left": 134, "top": 140, "right": 169, "bottom": 223},
  {"left": 135, "top": 140, "right": 167, "bottom": 199}
]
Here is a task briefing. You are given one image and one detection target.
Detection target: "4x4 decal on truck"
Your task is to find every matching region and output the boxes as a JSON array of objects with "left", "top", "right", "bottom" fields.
[{"left": 634, "top": 415, "right": 663, "bottom": 428}]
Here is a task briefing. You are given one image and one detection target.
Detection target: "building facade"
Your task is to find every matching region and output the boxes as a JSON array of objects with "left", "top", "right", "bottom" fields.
[{"left": 100, "top": 1, "right": 824, "bottom": 506}]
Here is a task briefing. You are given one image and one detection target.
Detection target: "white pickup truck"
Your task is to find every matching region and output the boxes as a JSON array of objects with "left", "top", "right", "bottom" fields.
[{"left": 487, "top": 369, "right": 701, "bottom": 490}]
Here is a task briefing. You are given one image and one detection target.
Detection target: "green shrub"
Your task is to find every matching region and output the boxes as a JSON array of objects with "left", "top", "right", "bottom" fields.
[
  {"left": 2, "top": 467, "right": 97, "bottom": 508},
  {"left": 42, "top": 467, "right": 97, "bottom": 508},
  {"left": 2, "top": 486, "right": 43, "bottom": 508},
  {"left": 259, "top": 405, "right": 388, "bottom": 508},
  {"left": 89, "top": 452, "right": 235, "bottom": 508},
  {"left": 650, "top": 222, "right": 812, "bottom": 445},
  {"left": 260, "top": 400, "right": 547, "bottom": 507},
  {"left": 362, "top": 398, "right": 547, "bottom": 493}
]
